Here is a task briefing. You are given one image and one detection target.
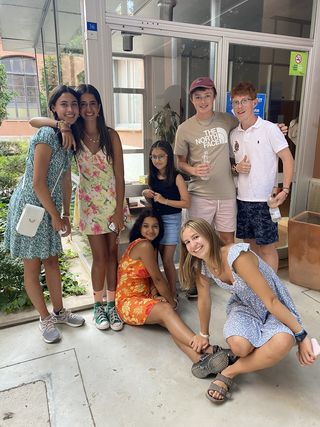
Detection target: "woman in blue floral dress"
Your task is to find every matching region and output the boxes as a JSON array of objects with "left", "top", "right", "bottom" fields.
[
  {"left": 4, "top": 85, "right": 85, "bottom": 343},
  {"left": 180, "top": 218, "right": 316, "bottom": 403}
]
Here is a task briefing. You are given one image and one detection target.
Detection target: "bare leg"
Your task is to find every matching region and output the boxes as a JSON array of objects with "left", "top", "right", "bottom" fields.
[
  {"left": 23, "top": 258, "right": 48, "bottom": 319},
  {"left": 145, "top": 302, "right": 204, "bottom": 362},
  {"left": 159, "top": 244, "right": 177, "bottom": 298},
  {"left": 244, "top": 239, "right": 279, "bottom": 272},
  {"left": 209, "top": 333, "right": 294, "bottom": 400},
  {"left": 104, "top": 232, "right": 118, "bottom": 292},
  {"left": 87, "top": 234, "right": 108, "bottom": 293},
  {"left": 42, "top": 255, "right": 63, "bottom": 312},
  {"left": 218, "top": 231, "right": 234, "bottom": 245}
]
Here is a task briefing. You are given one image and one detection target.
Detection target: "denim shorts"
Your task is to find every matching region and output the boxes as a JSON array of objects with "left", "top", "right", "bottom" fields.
[
  {"left": 236, "top": 200, "right": 278, "bottom": 245},
  {"left": 160, "top": 212, "right": 182, "bottom": 245}
]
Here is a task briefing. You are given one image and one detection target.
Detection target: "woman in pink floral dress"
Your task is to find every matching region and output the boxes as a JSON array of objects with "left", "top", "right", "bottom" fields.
[{"left": 30, "top": 84, "right": 129, "bottom": 331}]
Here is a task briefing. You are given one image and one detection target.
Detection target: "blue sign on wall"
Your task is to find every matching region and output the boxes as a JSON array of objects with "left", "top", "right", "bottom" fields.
[
  {"left": 226, "top": 92, "right": 266, "bottom": 119},
  {"left": 87, "top": 22, "right": 98, "bottom": 31}
]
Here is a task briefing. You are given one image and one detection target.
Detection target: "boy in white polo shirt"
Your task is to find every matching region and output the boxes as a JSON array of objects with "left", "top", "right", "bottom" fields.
[{"left": 230, "top": 82, "right": 294, "bottom": 272}]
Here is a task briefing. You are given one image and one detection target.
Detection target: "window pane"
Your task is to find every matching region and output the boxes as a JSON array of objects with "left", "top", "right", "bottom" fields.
[
  {"left": 24, "top": 59, "right": 36, "bottom": 74},
  {"left": 113, "top": 57, "right": 144, "bottom": 88},
  {"left": 114, "top": 93, "right": 143, "bottom": 149},
  {"left": 124, "top": 153, "right": 144, "bottom": 182},
  {"left": 11, "top": 57, "right": 23, "bottom": 73},
  {"left": 26, "top": 75, "right": 37, "bottom": 86}
]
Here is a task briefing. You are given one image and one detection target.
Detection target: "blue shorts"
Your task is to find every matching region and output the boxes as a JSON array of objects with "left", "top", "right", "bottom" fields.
[
  {"left": 236, "top": 200, "right": 278, "bottom": 245},
  {"left": 160, "top": 212, "right": 182, "bottom": 245}
]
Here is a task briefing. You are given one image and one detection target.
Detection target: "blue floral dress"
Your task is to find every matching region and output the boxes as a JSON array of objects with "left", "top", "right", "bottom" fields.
[
  {"left": 4, "top": 127, "right": 72, "bottom": 259},
  {"left": 201, "top": 243, "right": 302, "bottom": 347}
]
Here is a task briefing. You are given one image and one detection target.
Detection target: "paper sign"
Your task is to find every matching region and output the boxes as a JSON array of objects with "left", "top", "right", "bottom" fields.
[{"left": 289, "top": 51, "right": 308, "bottom": 76}]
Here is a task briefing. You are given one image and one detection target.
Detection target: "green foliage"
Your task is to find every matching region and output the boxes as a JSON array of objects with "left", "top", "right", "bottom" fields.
[
  {"left": 0, "top": 247, "right": 86, "bottom": 314},
  {"left": 149, "top": 103, "right": 180, "bottom": 145},
  {"left": 0, "top": 199, "right": 86, "bottom": 313},
  {"left": 0, "top": 154, "right": 26, "bottom": 190},
  {"left": 0, "top": 64, "right": 14, "bottom": 126}
]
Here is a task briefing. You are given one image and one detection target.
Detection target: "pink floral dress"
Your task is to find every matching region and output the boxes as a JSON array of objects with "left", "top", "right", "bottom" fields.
[{"left": 75, "top": 142, "right": 129, "bottom": 235}]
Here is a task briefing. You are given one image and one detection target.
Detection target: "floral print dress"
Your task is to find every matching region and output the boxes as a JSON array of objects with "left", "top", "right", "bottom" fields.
[
  {"left": 4, "top": 127, "right": 71, "bottom": 259},
  {"left": 115, "top": 239, "right": 160, "bottom": 325},
  {"left": 75, "top": 142, "right": 129, "bottom": 235}
]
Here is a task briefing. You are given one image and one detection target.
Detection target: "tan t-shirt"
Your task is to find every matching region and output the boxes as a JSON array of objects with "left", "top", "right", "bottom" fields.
[{"left": 174, "top": 113, "right": 238, "bottom": 199}]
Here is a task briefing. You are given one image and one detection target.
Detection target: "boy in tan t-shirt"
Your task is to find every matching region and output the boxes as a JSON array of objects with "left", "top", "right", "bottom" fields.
[{"left": 174, "top": 77, "right": 238, "bottom": 247}]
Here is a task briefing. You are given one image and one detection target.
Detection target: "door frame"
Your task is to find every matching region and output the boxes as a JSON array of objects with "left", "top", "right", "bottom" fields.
[{"left": 80, "top": 1, "right": 320, "bottom": 218}]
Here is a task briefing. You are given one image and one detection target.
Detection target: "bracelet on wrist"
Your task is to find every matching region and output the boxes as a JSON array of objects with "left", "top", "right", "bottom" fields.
[
  {"left": 294, "top": 329, "right": 308, "bottom": 343},
  {"left": 63, "top": 214, "right": 70, "bottom": 218},
  {"left": 57, "top": 120, "right": 70, "bottom": 130},
  {"left": 199, "top": 331, "right": 210, "bottom": 339}
]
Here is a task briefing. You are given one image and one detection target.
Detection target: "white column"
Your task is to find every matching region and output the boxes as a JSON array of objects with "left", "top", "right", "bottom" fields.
[{"left": 80, "top": 0, "right": 114, "bottom": 126}]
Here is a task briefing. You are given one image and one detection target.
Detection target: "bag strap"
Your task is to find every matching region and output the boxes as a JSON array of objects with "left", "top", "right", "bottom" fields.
[
  {"left": 21, "top": 163, "right": 65, "bottom": 196},
  {"left": 21, "top": 150, "right": 67, "bottom": 197}
]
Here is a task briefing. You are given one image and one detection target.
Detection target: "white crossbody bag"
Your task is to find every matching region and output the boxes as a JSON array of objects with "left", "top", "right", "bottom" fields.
[{"left": 16, "top": 167, "right": 65, "bottom": 237}]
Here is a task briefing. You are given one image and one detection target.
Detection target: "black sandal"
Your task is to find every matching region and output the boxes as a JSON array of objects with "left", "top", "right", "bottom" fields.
[{"left": 191, "top": 348, "right": 229, "bottom": 379}]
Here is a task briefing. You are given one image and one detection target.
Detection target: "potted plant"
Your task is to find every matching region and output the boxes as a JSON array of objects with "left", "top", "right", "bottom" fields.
[{"left": 149, "top": 102, "right": 180, "bottom": 144}]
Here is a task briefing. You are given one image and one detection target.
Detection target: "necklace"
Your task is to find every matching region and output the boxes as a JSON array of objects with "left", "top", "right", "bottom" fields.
[{"left": 84, "top": 131, "right": 100, "bottom": 144}]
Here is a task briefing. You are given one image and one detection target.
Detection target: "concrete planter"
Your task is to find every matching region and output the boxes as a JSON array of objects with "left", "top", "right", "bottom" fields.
[{"left": 288, "top": 211, "right": 320, "bottom": 291}]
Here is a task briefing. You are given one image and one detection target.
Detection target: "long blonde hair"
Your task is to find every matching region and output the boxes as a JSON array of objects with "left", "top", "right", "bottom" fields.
[{"left": 179, "top": 219, "right": 224, "bottom": 289}]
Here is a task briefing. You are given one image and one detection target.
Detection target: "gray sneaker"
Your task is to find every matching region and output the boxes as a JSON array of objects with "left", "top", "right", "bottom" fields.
[
  {"left": 39, "top": 315, "right": 61, "bottom": 344},
  {"left": 107, "top": 304, "right": 124, "bottom": 331},
  {"left": 52, "top": 308, "right": 85, "bottom": 327}
]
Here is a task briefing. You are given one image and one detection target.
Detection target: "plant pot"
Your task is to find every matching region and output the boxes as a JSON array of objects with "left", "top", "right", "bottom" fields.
[{"left": 288, "top": 211, "right": 320, "bottom": 291}]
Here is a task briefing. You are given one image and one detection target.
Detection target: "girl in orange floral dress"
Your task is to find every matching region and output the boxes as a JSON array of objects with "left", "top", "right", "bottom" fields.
[{"left": 116, "top": 209, "right": 232, "bottom": 375}]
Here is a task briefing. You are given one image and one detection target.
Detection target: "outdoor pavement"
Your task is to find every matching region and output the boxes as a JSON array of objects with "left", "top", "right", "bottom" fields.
[{"left": 0, "top": 268, "right": 319, "bottom": 427}]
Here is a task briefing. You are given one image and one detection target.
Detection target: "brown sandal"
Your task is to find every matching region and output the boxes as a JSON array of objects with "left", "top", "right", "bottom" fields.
[{"left": 206, "top": 373, "right": 233, "bottom": 403}]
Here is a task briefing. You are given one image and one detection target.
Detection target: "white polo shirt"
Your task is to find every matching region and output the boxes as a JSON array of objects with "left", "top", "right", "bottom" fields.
[{"left": 230, "top": 117, "right": 288, "bottom": 202}]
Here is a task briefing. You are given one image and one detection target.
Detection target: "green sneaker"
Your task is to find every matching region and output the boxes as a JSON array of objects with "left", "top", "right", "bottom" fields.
[
  {"left": 106, "top": 303, "right": 124, "bottom": 331},
  {"left": 93, "top": 302, "right": 109, "bottom": 330}
]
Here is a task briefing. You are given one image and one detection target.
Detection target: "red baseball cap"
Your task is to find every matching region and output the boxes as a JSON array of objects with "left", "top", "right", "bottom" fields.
[{"left": 189, "top": 77, "right": 215, "bottom": 94}]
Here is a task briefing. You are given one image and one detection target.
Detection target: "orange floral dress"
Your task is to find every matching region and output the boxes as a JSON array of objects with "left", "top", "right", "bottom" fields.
[{"left": 115, "top": 239, "right": 160, "bottom": 325}]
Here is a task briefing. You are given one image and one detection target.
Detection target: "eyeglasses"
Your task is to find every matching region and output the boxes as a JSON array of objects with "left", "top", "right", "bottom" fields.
[
  {"left": 150, "top": 154, "right": 168, "bottom": 161},
  {"left": 231, "top": 98, "right": 254, "bottom": 108}
]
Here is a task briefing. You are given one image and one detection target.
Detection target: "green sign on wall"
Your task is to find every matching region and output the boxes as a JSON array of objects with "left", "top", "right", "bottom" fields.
[{"left": 289, "top": 51, "right": 308, "bottom": 76}]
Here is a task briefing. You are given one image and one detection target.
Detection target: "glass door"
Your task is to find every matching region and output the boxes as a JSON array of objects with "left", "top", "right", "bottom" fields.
[
  {"left": 110, "top": 30, "right": 219, "bottom": 183},
  {"left": 227, "top": 43, "right": 305, "bottom": 253}
]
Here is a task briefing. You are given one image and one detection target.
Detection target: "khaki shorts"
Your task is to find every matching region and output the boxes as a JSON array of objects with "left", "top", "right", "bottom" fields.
[{"left": 187, "top": 195, "right": 236, "bottom": 233}]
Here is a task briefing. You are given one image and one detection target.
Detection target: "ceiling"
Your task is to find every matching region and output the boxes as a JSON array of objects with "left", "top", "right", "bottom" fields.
[{"left": 0, "top": 0, "right": 81, "bottom": 52}]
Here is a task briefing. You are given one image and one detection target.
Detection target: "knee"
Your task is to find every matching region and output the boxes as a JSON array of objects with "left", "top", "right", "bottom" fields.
[
  {"left": 228, "top": 336, "right": 254, "bottom": 357},
  {"left": 92, "top": 253, "right": 107, "bottom": 268},
  {"left": 43, "top": 256, "right": 59, "bottom": 270},
  {"left": 158, "top": 302, "right": 175, "bottom": 322},
  {"left": 268, "top": 333, "right": 294, "bottom": 355}
]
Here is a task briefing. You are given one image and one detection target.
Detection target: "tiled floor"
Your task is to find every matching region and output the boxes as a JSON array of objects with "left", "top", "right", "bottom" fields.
[{"left": 0, "top": 271, "right": 319, "bottom": 427}]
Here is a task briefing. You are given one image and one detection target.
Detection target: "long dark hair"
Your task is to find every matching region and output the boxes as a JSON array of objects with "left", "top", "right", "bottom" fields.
[
  {"left": 129, "top": 208, "right": 164, "bottom": 249},
  {"left": 148, "top": 140, "right": 177, "bottom": 187},
  {"left": 76, "top": 84, "right": 113, "bottom": 162},
  {"left": 48, "top": 84, "right": 80, "bottom": 147}
]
